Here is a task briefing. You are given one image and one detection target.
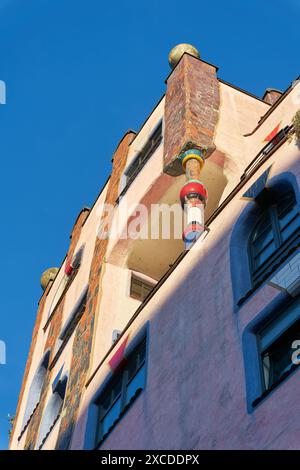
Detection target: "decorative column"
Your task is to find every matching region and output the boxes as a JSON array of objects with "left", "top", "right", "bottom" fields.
[
  {"left": 163, "top": 43, "right": 220, "bottom": 248},
  {"left": 179, "top": 149, "right": 208, "bottom": 249}
]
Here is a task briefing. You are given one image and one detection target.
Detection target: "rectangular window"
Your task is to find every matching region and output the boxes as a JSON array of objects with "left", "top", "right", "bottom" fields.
[
  {"left": 51, "top": 285, "right": 88, "bottom": 367},
  {"left": 253, "top": 301, "right": 300, "bottom": 405},
  {"left": 59, "top": 285, "right": 88, "bottom": 345},
  {"left": 262, "top": 126, "right": 291, "bottom": 157},
  {"left": 260, "top": 318, "right": 300, "bottom": 392},
  {"left": 130, "top": 275, "right": 154, "bottom": 302},
  {"left": 46, "top": 245, "right": 85, "bottom": 324},
  {"left": 249, "top": 191, "right": 300, "bottom": 288},
  {"left": 118, "top": 122, "right": 163, "bottom": 200},
  {"left": 95, "top": 337, "right": 146, "bottom": 445}
]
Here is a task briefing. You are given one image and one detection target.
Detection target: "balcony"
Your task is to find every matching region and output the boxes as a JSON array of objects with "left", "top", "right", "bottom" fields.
[{"left": 107, "top": 153, "right": 228, "bottom": 281}]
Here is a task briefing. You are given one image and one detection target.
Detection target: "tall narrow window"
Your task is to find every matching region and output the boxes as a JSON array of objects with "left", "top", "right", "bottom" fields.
[
  {"left": 130, "top": 274, "right": 154, "bottom": 302},
  {"left": 36, "top": 374, "right": 68, "bottom": 449},
  {"left": 54, "top": 284, "right": 88, "bottom": 360},
  {"left": 249, "top": 190, "right": 300, "bottom": 287},
  {"left": 19, "top": 350, "right": 50, "bottom": 439},
  {"left": 95, "top": 337, "right": 147, "bottom": 446},
  {"left": 47, "top": 245, "right": 85, "bottom": 320},
  {"left": 118, "top": 121, "right": 163, "bottom": 199}
]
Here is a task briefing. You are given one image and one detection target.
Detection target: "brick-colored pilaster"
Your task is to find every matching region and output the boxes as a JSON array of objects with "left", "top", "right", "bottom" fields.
[
  {"left": 163, "top": 53, "right": 220, "bottom": 176},
  {"left": 262, "top": 88, "right": 282, "bottom": 106},
  {"left": 55, "top": 130, "right": 136, "bottom": 450}
]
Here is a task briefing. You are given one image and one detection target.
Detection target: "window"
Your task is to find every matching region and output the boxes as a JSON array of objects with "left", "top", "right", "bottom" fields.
[
  {"left": 130, "top": 274, "right": 154, "bottom": 302},
  {"left": 240, "top": 125, "right": 291, "bottom": 181},
  {"left": 112, "top": 330, "right": 121, "bottom": 344},
  {"left": 253, "top": 299, "right": 300, "bottom": 406},
  {"left": 260, "top": 318, "right": 300, "bottom": 391},
  {"left": 53, "top": 284, "right": 88, "bottom": 362},
  {"left": 118, "top": 122, "right": 163, "bottom": 199},
  {"left": 36, "top": 373, "right": 68, "bottom": 449},
  {"left": 95, "top": 337, "right": 146, "bottom": 446},
  {"left": 71, "top": 245, "right": 85, "bottom": 270},
  {"left": 249, "top": 190, "right": 300, "bottom": 287},
  {"left": 47, "top": 245, "right": 85, "bottom": 323},
  {"left": 261, "top": 126, "right": 291, "bottom": 158},
  {"left": 19, "top": 350, "right": 50, "bottom": 439}
]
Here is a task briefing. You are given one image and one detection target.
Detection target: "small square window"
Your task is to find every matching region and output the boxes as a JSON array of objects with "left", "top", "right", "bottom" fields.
[{"left": 130, "top": 275, "right": 154, "bottom": 302}]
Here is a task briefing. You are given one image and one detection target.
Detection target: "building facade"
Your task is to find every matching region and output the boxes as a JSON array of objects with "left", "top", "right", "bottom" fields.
[{"left": 10, "top": 44, "right": 300, "bottom": 450}]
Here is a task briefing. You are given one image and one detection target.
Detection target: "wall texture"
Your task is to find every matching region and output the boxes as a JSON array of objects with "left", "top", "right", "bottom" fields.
[
  {"left": 10, "top": 50, "right": 300, "bottom": 451},
  {"left": 163, "top": 54, "right": 220, "bottom": 176},
  {"left": 22, "top": 209, "right": 90, "bottom": 449},
  {"left": 55, "top": 130, "right": 136, "bottom": 450}
]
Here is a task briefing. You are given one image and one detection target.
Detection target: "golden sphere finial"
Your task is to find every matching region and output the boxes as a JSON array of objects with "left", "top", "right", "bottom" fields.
[
  {"left": 40, "top": 267, "right": 59, "bottom": 290},
  {"left": 168, "top": 43, "right": 200, "bottom": 69}
]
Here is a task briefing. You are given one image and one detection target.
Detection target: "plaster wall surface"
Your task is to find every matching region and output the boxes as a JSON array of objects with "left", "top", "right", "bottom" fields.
[
  {"left": 11, "top": 55, "right": 300, "bottom": 450},
  {"left": 72, "top": 137, "right": 300, "bottom": 450}
]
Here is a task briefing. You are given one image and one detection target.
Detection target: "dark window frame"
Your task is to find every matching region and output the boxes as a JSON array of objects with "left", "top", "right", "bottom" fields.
[
  {"left": 252, "top": 298, "right": 300, "bottom": 407},
  {"left": 117, "top": 121, "right": 163, "bottom": 201},
  {"left": 18, "top": 350, "right": 51, "bottom": 441},
  {"left": 44, "top": 245, "right": 85, "bottom": 331},
  {"left": 240, "top": 125, "right": 291, "bottom": 181},
  {"left": 248, "top": 190, "right": 300, "bottom": 288},
  {"left": 95, "top": 337, "right": 147, "bottom": 447},
  {"left": 130, "top": 274, "right": 155, "bottom": 302},
  {"left": 50, "top": 286, "right": 88, "bottom": 369},
  {"left": 37, "top": 374, "right": 68, "bottom": 450}
]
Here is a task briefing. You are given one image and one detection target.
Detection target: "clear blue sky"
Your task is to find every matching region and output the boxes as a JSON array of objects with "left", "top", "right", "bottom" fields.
[{"left": 0, "top": 0, "right": 298, "bottom": 449}]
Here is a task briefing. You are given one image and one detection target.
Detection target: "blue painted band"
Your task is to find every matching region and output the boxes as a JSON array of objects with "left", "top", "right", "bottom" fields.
[{"left": 179, "top": 149, "right": 205, "bottom": 161}]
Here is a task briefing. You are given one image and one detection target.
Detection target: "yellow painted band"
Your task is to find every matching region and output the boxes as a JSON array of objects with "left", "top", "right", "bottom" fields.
[{"left": 181, "top": 153, "right": 205, "bottom": 170}]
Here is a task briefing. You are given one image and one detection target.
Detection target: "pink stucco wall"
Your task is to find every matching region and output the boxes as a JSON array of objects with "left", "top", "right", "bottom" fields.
[
  {"left": 70, "top": 82, "right": 300, "bottom": 450},
  {"left": 11, "top": 68, "right": 300, "bottom": 450},
  {"left": 72, "top": 141, "right": 300, "bottom": 450}
]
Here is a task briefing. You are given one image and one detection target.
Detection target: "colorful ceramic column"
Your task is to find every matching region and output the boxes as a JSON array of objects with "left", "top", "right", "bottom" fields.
[{"left": 179, "top": 149, "right": 208, "bottom": 249}]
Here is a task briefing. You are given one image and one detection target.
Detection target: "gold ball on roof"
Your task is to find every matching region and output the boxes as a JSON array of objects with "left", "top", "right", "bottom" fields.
[
  {"left": 168, "top": 43, "right": 200, "bottom": 69},
  {"left": 40, "top": 267, "right": 59, "bottom": 290}
]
